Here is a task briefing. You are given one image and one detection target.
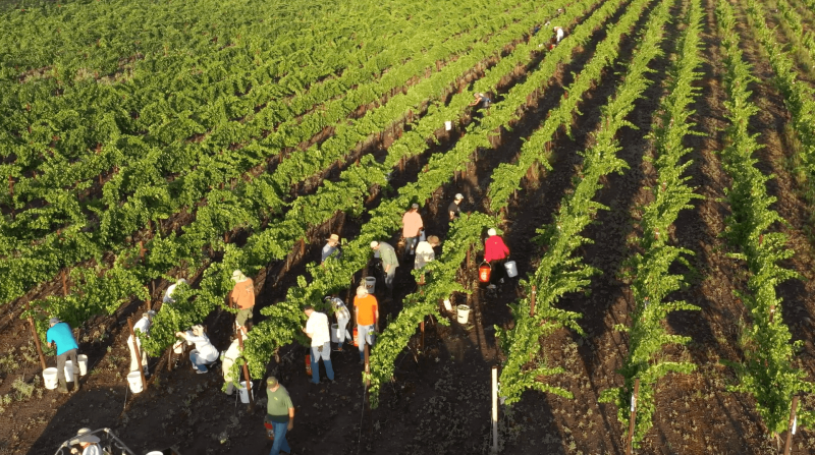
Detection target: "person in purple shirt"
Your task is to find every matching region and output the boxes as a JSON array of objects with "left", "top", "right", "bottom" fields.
[{"left": 46, "top": 317, "right": 79, "bottom": 393}]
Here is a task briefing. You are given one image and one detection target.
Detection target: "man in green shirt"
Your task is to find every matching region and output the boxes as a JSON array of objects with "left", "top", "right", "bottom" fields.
[
  {"left": 371, "top": 241, "right": 399, "bottom": 298},
  {"left": 266, "top": 376, "right": 295, "bottom": 455}
]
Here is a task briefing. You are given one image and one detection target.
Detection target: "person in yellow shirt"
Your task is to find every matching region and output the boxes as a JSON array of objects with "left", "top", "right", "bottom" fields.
[{"left": 353, "top": 286, "right": 379, "bottom": 365}]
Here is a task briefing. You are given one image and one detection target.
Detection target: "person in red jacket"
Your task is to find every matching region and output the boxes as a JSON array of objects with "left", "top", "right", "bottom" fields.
[{"left": 484, "top": 228, "right": 510, "bottom": 285}]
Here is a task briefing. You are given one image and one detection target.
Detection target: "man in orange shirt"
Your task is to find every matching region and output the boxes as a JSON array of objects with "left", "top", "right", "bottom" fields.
[
  {"left": 353, "top": 286, "right": 379, "bottom": 365},
  {"left": 230, "top": 270, "right": 255, "bottom": 330},
  {"left": 401, "top": 203, "right": 424, "bottom": 260}
]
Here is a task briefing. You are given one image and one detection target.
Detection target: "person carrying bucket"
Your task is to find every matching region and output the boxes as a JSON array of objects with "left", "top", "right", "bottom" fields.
[
  {"left": 401, "top": 203, "right": 424, "bottom": 260},
  {"left": 484, "top": 228, "right": 510, "bottom": 286},
  {"left": 175, "top": 325, "right": 218, "bottom": 374},
  {"left": 68, "top": 428, "right": 102, "bottom": 455},
  {"left": 353, "top": 286, "right": 378, "bottom": 365},
  {"left": 229, "top": 270, "right": 255, "bottom": 330},
  {"left": 221, "top": 328, "right": 247, "bottom": 395},
  {"left": 321, "top": 234, "right": 343, "bottom": 265},
  {"left": 127, "top": 310, "right": 155, "bottom": 377},
  {"left": 303, "top": 305, "right": 334, "bottom": 384},
  {"left": 370, "top": 240, "right": 399, "bottom": 298},
  {"left": 46, "top": 317, "right": 79, "bottom": 394},
  {"left": 326, "top": 295, "right": 352, "bottom": 351},
  {"left": 265, "top": 376, "right": 295, "bottom": 455}
]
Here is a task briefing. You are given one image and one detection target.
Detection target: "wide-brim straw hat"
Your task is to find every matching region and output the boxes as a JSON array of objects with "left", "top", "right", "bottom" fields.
[
  {"left": 71, "top": 428, "right": 100, "bottom": 445},
  {"left": 328, "top": 234, "right": 340, "bottom": 245},
  {"left": 231, "top": 270, "right": 248, "bottom": 283}
]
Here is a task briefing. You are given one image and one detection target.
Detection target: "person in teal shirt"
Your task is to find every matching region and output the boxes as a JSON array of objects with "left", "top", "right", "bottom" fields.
[{"left": 46, "top": 317, "right": 79, "bottom": 393}]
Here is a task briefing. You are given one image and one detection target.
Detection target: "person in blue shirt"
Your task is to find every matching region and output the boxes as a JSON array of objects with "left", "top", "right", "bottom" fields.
[{"left": 46, "top": 317, "right": 79, "bottom": 393}]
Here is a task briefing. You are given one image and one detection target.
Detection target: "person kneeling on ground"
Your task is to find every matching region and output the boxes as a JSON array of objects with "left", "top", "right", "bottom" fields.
[
  {"left": 353, "top": 286, "right": 379, "bottom": 365},
  {"left": 303, "top": 305, "right": 334, "bottom": 384},
  {"left": 46, "top": 317, "right": 79, "bottom": 394},
  {"left": 175, "top": 325, "right": 218, "bottom": 374},
  {"left": 127, "top": 310, "right": 155, "bottom": 377},
  {"left": 222, "top": 328, "right": 247, "bottom": 395}
]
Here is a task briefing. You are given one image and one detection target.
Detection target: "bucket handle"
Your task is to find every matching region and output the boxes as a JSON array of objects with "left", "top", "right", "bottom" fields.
[{"left": 480, "top": 261, "right": 491, "bottom": 269}]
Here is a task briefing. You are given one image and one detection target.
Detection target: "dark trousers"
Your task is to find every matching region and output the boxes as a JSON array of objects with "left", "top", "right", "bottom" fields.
[
  {"left": 490, "top": 260, "right": 507, "bottom": 285},
  {"left": 57, "top": 348, "right": 79, "bottom": 389}
]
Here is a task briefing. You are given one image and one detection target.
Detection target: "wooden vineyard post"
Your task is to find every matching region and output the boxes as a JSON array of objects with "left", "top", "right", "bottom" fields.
[
  {"left": 627, "top": 378, "right": 640, "bottom": 455},
  {"left": 364, "top": 344, "right": 370, "bottom": 388},
  {"left": 144, "top": 286, "right": 152, "bottom": 312},
  {"left": 138, "top": 241, "right": 146, "bottom": 263},
  {"left": 127, "top": 317, "right": 148, "bottom": 393},
  {"left": 491, "top": 366, "right": 499, "bottom": 453},
  {"left": 237, "top": 334, "right": 255, "bottom": 410},
  {"left": 530, "top": 286, "right": 537, "bottom": 317},
  {"left": 783, "top": 396, "right": 799, "bottom": 455},
  {"left": 61, "top": 270, "right": 69, "bottom": 297},
  {"left": 26, "top": 306, "right": 47, "bottom": 370}
]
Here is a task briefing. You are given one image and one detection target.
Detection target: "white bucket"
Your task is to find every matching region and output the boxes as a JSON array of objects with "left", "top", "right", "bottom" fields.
[
  {"left": 330, "top": 324, "right": 339, "bottom": 343},
  {"left": 239, "top": 381, "right": 253, "bottom": 404},
  {"left": 127, "top": 371, "right": 143, "bottom": 394},
  {"left": 146, "top": 452, "right": 164, "bottom": 455},
  {"left": 43, "top": 367, "right": 58, "bottom": 390},
  {"left": 445, "top": 121, "right": 452, "bottom": 131},
  {"left": 443, "top": 299, "right": 452, "bottom": 312},
  {"left": 78, "top": 354, "right": 88, "bottom": 376},
  {"left": 64, "top": 360, "right": 75, "bottom": 382},
  {"left": 504, "top": 260, "right": 518, "bottom": 278},
  {"left": 173, "top": 341, "right": 185, "bottom": 354},
  {"left": 456, "top": 305, "right": 471, "bottom": 324},
  {"left": 365, "top": 276, "right": 376, "bottom": 293}
]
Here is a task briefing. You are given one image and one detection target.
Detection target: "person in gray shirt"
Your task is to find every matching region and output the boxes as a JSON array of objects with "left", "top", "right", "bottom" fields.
[{"left": 370, "top": 241, "right": 399, "bottom": 297}]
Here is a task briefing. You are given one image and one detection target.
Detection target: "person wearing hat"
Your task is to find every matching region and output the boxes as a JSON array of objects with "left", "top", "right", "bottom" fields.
[
  {"left": 326, "top": 295, "right": 352, "bottom": 351},
  {"left": 448, "top": 193, "right": 464, "bottom": 221},
  {"left": 321, "top": 233, "right": 343, "bottom": 265},
  {"left": 46, "top": 317, "right": 79, "bottom": 393},
  {"left": 69, "top": 428, "right": 102, "bottom": 455},
  {"left": 554, "top": 25, "right": 565, "bottom": 43},
  {"left": 127, "top": 310, "right": 156, "bottom": 376},
  {"left": 302, "top": 305, "right": 334, "bottom": 384},
  {"left": 370, "top": 240, "right": 399, "bottom": 297},
  {"left": 229, "top": 270, "right": 255, "bottom": 329},
  {"left": 401, "top": 203, "right": 424, "bottom": 259},
  {"left": 221, "top": 328, "right": 247, "bottom": 395},
  {"left": 353, "top": 286, "right": 378, "bottom": 364},
  {"left": 415, "top": 235, "right": 441, "bottom": 270},
  {"left": 484, "top": 228, "right": 510, "bottom": 285},
  {"left": 265, "top": 376, "right": 295, "bottom": 455},
  {"left": 163, "top": 278, "right": 188, "bottom": 304},
  {"left": 175, "top": 325, "right": 219, "bottom": 374}
]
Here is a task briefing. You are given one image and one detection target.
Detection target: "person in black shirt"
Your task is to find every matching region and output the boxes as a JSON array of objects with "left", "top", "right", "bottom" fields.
[{"left": 448, "top": 193, "right": 464, "bottom": 221}]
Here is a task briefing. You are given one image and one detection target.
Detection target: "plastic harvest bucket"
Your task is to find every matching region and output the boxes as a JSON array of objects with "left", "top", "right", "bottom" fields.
[
  {"left": 127, "top": 371, "right": 143, "bottom": 393},
  {"left": 365, "top": 276, "right": 376, "bottom": 293},
  {"left": 353, "top": 327, "right": 359, "bottom": 347},
  {"left": 445, "top": 121, "right": 452, "bottom": 131},
  {"left": 330, "top": 324, "right": 339, "bottom": 343},
  {"left": 504, "top": 260, "right": 518, "bottom": 278},
  {"left": 77, "top": 354, "right": 88, "bottom": 376},
  {"left": 64, "top": 360, "right": 75, "bottom": 382},
  {"left": 443, "top": 299, "right": 452, "bottom": 312},
  {"left": 43, "top": 368, "right": 58, "bottom": 390},
  {"left": 238, "top": 381, "right": 253, "bottom": 404},
  {"left": 456, "top": 305, "right": 471, "bottom": 324},
  {"left": 146, "top": 452, "right": 165, "bottom": 455}
]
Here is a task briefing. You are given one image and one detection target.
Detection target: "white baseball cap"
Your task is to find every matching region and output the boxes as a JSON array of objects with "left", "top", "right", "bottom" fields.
[
  {"left": 454, "top": 193, "right": 464, "bottom": 201},
  {"left": 488, "top": 228, "right": 497, "bottom": 236}
]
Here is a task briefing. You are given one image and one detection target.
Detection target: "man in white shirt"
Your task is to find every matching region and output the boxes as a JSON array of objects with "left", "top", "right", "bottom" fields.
[
  {"left": 127, "top": 310, "right": 155, "bottom": 376},
  {"left": 303, "top": 305, "right": 335, "bottom": 385},
  {"left": 414, "top": 235, "right": 441, "bottom": 270},
  {"left": 163, "top": 278, "right": 187, "bottom": 304}
]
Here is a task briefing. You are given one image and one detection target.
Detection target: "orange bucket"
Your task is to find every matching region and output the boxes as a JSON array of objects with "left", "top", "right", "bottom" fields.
[
  {"left": 479, "top": 263, "right": 492, "bottom": 283},
  {"left": 353, "top": 327, "right": 359, "bottom": 347},
  {"left": 305, "top": 354, "right": 312, "bottom": 376}
]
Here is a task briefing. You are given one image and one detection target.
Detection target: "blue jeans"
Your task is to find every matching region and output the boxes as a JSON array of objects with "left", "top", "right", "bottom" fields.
[
  {"left": 269, "top": 421, "right": 291, "bottom": 455},
  {"left": 310, "top": 342, "right": 334, "bottom": 384},
  {"left": 357, "top": 324, "right": 376, "bottom": 360}
]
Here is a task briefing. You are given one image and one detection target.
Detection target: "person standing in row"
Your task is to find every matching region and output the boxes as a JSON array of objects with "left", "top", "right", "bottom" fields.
[
  {"left": 353, "top": 286, "right": 378, "bottom": 365},
  {"left": 230, "top": 270, "right": 255, "bottom": 330},
  {"left": 401, "top": 203, "right": 424, "bottom": 260},
  {"left": 127, "top": 310, "right": 155, "bottom": 377},
  {"left": 221, "top": 328, "right": 246, "bottom": 395},
  {"left": 484, "top": 228, "right": 510, "bottom": 285},
  {"left": 321, "top": 234, "right": 342, "bottom": 265},
  {"left": 326, "top": 295, "right": 352, "bottom": 351},
  {"left": 303, "top": 305, "right": 334, "bottom": 384},
  {"left": 415, "top": 235, "right": 441, "bottom": 271},
  {"left": 448, "top": 193, "right": 464, "bottom": 222},
  {"left": 46, "top": 318, "right": 79, "bottom": 393},
  {"left": 554, "top": 26, "right": 565, "bottom": 44},
  {"left": 175, "top": 325, "right": 219, "bottom": 374},
  {"left": 265, "top": 376, "right": 295, "bottom": 455},
  {"left": 371, "top": 240, "right": 399, "bottom": 297}
]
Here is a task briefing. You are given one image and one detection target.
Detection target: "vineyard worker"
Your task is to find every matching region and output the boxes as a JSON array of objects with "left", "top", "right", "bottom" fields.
[
  {"left": 415, "top": 235, "right": 441, "bottom": 270},
  {"left": 353, "top": 286, "right": 379, "bottom": 364},
  {"left": 401, "top": 203, "right": 424, "bottom": 259},
  {"left": 484, "top": 228, "right": 510, "bottom": 285},
  {"left": 321, "top": 234, "right": 343, "bottom": 265},
  {"left": 469, "top": 92, "right": 491, "bottom": 110},
  {"left": 302, "top": 305, "right": 334, "bottom": 384},
  {"left": 163, "top": 278, "right": 187, "bottom": 304},
  {"left": 69, "top": 428, "right": 102, "bottom": 455},
  {"left": 46, "top": 317, "right": 79, "bottom": 394},
  {"left": 265, "top": 376, "right": 295, "bottom": 455},
  {"left": 175, "top": 325, "right": 219, "bottom": 374},
  {"left": 326, "top": 295, "right": 352, "bottom": 351},
  {"left": 554, "top": 26, "right": 565, "bottom": 44},
  {"left": 221, "top": 329, "right": 247, "bottom": 395},
  {"left": 127, "top": 310, "right": 156, "bottom": 376},
  {"left": 229, "top": 270, "right": 255, "bottom": 330},
  {"left": 370, "top": 241, "right": 399, "bottom": 297},
  {"left": 448, "top": 193, "right": 464, "bottom": 221}
]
